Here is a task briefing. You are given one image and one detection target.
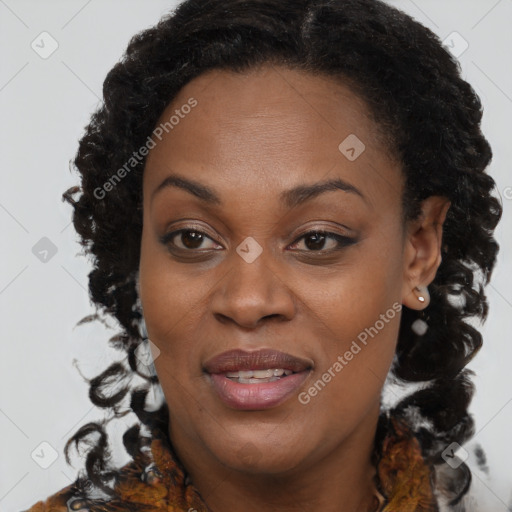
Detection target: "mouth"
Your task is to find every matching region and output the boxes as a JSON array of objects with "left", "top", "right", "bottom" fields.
[{"left": 203, "top": 349, "right": 313, "bottom": 410}]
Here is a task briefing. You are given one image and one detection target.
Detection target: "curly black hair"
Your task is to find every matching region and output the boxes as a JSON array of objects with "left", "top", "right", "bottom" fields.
[{"left": 61, "top": 0, "right": 502, "bottom": 508}]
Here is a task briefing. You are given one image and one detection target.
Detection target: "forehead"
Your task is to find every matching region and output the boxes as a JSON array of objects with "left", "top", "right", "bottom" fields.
[{"left": 143, "top": 65, "right": 402, "bottom": 211}]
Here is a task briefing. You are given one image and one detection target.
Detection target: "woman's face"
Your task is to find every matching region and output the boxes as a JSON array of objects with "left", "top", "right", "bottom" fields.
[{"left": 139, "top": 65, "right": 437, "bottom": 474}]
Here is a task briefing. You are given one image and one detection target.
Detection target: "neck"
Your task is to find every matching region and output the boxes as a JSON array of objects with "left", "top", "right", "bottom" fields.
[{"left": 169, "top": 405, "right": 382, "bottom": 512}]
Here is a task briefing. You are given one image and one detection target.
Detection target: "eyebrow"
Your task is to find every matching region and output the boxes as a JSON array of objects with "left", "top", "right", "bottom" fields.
[{"left": 151, "top": 172, "right": 366, "bottom": 208}]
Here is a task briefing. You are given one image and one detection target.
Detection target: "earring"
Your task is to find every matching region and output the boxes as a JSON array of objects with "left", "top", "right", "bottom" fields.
[
  {"left": 411, "top": 285, "right": 430, "bottom": 336},
  {"left": 414, "top": 285, "right": 430, "bottom": 306}
]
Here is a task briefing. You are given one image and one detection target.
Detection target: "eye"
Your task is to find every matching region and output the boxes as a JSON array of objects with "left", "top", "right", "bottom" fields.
[
  {"left": 160, "top": 229, "right": 223, "bottom": 251},
  {"left": 288, "top": 230, "right": 357, "bottom": 252}
]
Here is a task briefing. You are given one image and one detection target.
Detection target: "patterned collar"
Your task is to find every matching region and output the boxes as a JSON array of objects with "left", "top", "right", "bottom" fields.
[{"left": 25, "top": 418, "right": 437, "bottom": 512}]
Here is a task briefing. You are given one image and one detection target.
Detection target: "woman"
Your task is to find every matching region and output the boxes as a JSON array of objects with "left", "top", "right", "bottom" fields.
[{"left": 24, "top": 0, "right": 502, "bottom": 510}]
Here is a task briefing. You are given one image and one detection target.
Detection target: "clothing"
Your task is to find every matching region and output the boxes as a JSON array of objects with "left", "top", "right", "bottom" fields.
[{"left": 23, "top": 418, "right": 438, "bottom": 512}]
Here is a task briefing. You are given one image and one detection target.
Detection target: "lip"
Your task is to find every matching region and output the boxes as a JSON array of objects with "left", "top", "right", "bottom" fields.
[
  {"left": 204, "top": 349, "right": 313, "bottom": 410},
  {"left": 204, "top": 349, "right": 312, "bottom": 374}
]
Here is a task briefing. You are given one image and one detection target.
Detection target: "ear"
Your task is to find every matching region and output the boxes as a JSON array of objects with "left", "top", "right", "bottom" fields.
[{"left": 401, "top": 196, "right": 451, "bottom": 311}]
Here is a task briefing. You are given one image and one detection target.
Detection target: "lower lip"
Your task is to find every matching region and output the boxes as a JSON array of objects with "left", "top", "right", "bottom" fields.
[{"left": 208, "top": 371, "right": 310, "bottom": 410}]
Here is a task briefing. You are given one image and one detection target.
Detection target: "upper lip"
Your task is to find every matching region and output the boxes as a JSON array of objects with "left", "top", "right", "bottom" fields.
[{"left": 203, "top": 349, "right": 313, "bottom": 374}]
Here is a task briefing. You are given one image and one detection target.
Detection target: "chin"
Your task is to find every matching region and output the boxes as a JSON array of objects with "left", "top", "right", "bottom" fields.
[{"left": 204, "top": 427, "right": 312, "bottom": 475}]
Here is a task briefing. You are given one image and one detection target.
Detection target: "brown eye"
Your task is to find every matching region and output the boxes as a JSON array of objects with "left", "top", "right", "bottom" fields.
[
  {"left": 288, "top": 231, "right": 357, "bottom": 252},
  {"left": 160, "top": 229, "right": 222, "bottom": 251}
]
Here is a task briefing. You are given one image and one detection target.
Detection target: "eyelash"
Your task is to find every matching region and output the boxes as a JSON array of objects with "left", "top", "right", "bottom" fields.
[{"left": 159, "top": 228, "right": 357, "bottom": 254}]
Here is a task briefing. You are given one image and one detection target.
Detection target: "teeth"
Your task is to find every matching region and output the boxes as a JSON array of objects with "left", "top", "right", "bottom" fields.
[
  {"left": 253, "top": 369, "right": 274, "bottom": 378},
  {"left": 238, "top": 376, "right": 281, "bottom": 384},
  {"left": 225, "top": 368, "right": 294, "bottom": 381}
]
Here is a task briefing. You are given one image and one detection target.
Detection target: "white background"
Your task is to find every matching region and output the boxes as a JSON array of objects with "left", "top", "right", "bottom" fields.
[{"left": 1, "top": 1, "right": 511, "bottom": 511}]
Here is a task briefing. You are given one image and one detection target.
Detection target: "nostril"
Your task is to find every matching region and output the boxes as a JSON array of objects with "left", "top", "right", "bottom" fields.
[
  {"left": 262, "top": 313, "right": 282, "bottom": 321},
  {"left": 213, "top": 312, "right": 285, "bottom": 326},
  {"left": 213, "top": 312, "right": 231, "bottom": 324}
]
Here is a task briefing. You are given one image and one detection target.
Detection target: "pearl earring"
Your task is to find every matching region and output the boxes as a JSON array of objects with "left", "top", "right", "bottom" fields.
[
  {"left": 411, "top": 285, "right": 430, "bottom": 336},
  {"left": 414, "top": 285, "right": 430, "bottom": 305}
]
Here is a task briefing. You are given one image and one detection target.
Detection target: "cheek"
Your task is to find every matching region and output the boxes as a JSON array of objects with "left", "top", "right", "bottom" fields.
[
  {"left": 298, "top": 233, "right": 403, "bottom": 339},
  {"left": 138, "top": 230, "right": 203, "bottom": 356},
  {"left": 138, "top": 255, "right": 211, "bottom": 414},
  {"left": 292, "top": 285, "right": 402, "bottom": 442},
  {"left": 296, "top": 232, "right": 404, "bottom": 389}
]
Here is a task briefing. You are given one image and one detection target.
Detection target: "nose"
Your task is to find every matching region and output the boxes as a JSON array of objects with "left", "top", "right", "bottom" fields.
[{"left": 210, "top": 246, "right": 296, "bottom": 329}]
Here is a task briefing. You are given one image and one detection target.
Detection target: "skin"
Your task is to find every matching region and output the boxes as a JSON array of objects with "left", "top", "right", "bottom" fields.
[{"left": 138, "top": 64, "right": 450, "bottom": 512}]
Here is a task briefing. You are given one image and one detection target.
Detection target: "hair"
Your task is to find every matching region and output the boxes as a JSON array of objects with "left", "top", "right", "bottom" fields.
[{"left": 62, "top": 0, "right": 502, "bottom": 508}]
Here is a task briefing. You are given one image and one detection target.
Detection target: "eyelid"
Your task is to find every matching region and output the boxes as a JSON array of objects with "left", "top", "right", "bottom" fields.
[
  {"left": 287, "top": 220, "right": 356, "bottom": 243},
  {"left": 160, "top": 220, "right": 222, "bottom": 241}
]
